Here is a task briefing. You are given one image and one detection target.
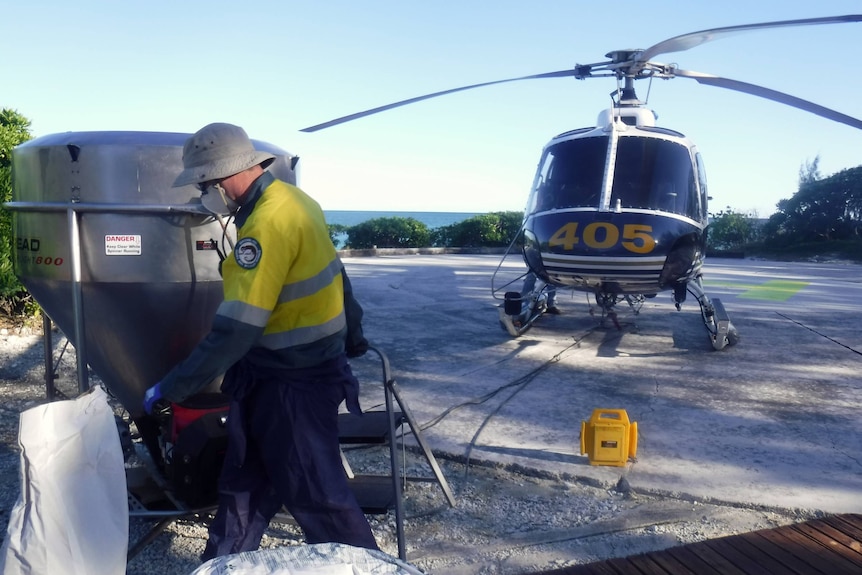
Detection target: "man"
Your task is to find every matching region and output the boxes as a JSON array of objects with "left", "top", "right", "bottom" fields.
[
  {"left": 522, "top": 271, "right": 560, "bottom": 315},
  {"left": 143, "top": 122, "right": 378, "bottom": 560}
]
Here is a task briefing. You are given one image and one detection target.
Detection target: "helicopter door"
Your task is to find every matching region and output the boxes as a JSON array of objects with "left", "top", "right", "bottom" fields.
[
  {"left": 529, "top": 136, "right": 608, "bottom": 214},
  {"left": 610, "top": 137, "right": 698, "bottom": 219}
]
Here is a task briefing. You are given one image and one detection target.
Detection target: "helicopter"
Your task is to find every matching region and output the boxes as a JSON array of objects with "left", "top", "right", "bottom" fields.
[{"left": 301, "top": 15, "right": 862, "bottom": 350}]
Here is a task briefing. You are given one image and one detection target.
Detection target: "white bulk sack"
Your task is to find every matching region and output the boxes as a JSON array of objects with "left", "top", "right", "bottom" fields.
[
  {"left": 0, "top": 386, "right": 128, "bottom": 575},
  {"left": 189, "top": 543, "right": 425, "bottom": 575}
]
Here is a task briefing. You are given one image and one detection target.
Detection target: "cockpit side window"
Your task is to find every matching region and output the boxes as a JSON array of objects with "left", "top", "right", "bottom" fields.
[
  {"left": 529, "top": 136, "right": 607, "bottom": 213},
  {"left": 695, "top": 152, "right": 709, "bottom": 220}
]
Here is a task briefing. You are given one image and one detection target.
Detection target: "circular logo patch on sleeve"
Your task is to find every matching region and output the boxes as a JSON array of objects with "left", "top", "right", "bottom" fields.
[{"left": 234, "top": 237, "right": 262, "bottom": 269}]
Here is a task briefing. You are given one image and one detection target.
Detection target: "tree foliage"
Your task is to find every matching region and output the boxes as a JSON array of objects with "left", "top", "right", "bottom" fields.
[
  {"left": 0, "top": 109, "right": 33, "bottom": 315},
  {"left": 764, "top": 164, "right": 862, "bottom": 244},
  {"left": 682, "top": 155, "right": 861, "bottom": 257},
  {"left": 432, "top": 211, "right": 523, "bottom": 248},
  {"left": 708, "top": 209, "right": 759, "bottom": 250},
  {"left": 798, "top": 155, "right": 821, "bottom": 188},
  {"left": 337, "top": 211, "right": 525, "bottom": 250},
  {"left": 345, "top": 216, "right": 431, "bottom": 249}
]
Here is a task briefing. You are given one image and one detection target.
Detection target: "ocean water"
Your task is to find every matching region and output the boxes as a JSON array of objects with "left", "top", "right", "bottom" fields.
[{"left": 324, "top": 210, "right": 481, "bottom": 229}]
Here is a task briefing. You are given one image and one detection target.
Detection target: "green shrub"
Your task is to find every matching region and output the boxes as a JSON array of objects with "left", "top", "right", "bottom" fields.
[
  {"left": 1, "top": 109, "right": 34, "bottom": 318},
  {"left": 433, "top": 211, "right": 524, "bottom": 248},
  {"left": 346, "top": 217, "right": 431, "bottom": 249},
  {"left": 707, "top": 210, "right": 760, "bottom": 251}
]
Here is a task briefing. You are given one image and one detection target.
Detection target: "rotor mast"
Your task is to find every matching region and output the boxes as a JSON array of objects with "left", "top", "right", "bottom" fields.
[{"left": 604, "top": 49, "right": 648, "bottom": 108}]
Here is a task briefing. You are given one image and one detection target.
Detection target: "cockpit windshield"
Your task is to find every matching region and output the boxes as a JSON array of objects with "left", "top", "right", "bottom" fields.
[
  {"left": 528, "top": 134, "right": 700, "bottom": 220},
  {"left": 529, "top": 136, "right": 607, "bottom": 213},
  {"left": 611, "top": 136, "right": 698, "bottom": 218}
]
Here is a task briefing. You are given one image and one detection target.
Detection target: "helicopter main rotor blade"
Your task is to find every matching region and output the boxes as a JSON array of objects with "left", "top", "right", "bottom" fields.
[
  {"left": 300, "top": 69, "right": 577, "bottom": 132},
  {"left": 673, "top": 68, "right": 862, "bottom": 131},
  {"left": 638, "top": 15, "right": 862, "bottom": 63}
]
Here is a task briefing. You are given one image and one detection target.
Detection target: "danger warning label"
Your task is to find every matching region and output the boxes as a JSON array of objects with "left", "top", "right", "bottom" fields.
[{"left": 105, "top": 234, "right": 142, "bottom": 256}]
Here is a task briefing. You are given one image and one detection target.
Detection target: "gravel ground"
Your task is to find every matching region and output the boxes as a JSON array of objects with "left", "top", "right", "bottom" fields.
[{"left": 0, "top": 323, "right": 817, "bottom": 575}]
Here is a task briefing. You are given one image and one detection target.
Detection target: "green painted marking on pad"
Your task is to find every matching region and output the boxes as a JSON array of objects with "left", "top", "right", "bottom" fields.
[
  {"left": 704, "top": 281, "right": 758, "bottom": 290},
  {"left": 738, "top": 280, "right": 809, "bottom": 301}
]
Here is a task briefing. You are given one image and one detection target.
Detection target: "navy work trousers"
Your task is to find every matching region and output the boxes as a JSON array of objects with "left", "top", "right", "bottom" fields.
[{"left": 201, "top": 361, "right": 378, "bottom": 560}]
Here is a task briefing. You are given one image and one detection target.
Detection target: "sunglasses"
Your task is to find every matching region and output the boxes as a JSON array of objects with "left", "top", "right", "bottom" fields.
[{"left": 196, "top": 180, "right": 224, "bottom": 193}]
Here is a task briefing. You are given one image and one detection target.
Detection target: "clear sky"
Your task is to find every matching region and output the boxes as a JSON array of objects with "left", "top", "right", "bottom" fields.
[{"left": 3, "top": 1, "right": 861, "bottom": 215}]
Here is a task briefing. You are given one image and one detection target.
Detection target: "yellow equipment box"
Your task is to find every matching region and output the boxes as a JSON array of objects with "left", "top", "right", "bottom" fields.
[{"left": 580, "top": 408, "right": 638, "bottom": 467}]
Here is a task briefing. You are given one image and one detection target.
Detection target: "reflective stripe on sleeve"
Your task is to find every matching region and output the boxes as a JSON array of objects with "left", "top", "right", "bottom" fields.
[
  {"left": 260, "top": 311, "right": 347, "bottom": 349},
  {"left": 278, "top": 257, "right": 343, "bottom": 304},
  {"left": 216, "top": 299, "right": 272, "bottom": 328}
]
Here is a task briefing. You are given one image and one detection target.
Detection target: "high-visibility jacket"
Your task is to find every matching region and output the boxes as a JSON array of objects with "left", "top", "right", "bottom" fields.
[{"left": 160, "top": 172, "right": 348, "bottom": 403}]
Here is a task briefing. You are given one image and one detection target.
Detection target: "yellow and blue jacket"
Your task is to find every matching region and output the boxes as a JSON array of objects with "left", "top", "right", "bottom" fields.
[{"left": 161, "top": 172, "right": 350, "bottom": 403}]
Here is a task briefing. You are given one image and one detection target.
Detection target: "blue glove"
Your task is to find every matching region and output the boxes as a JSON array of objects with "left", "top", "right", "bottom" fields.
[{"left": 143, "top": 382, "right": 164, "bottom": 415}]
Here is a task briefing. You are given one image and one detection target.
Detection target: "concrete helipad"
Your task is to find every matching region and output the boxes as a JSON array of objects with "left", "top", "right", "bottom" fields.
[{"left": 341, "top": 254, "right": 862, "bottom": 515}]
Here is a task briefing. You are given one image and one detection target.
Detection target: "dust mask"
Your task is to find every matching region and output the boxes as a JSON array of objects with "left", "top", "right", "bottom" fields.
[{"left": 200, "top": 182, "right": 239, "bottom": 215}]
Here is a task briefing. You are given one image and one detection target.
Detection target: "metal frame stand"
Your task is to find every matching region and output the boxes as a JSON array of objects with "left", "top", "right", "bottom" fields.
[{"left": 368, "top": 346, "right": 456, "bottom": 559}]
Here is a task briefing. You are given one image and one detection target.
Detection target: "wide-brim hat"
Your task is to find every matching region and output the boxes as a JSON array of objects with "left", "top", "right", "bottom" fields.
[{"left": 172, "top": 122, "right": 276, "bottom": 188}]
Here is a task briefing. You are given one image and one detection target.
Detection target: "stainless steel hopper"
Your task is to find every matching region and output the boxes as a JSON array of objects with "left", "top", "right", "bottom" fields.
[{"left": 6, "top": 131, "right": 298, "bottom": 423}]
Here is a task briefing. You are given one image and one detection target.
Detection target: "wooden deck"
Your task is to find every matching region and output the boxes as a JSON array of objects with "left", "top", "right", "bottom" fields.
[{"left": 535, "top": 513, "right": 862, "bottom": 575}]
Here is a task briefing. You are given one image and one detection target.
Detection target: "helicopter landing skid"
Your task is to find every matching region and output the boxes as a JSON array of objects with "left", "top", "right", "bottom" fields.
[
  {"left": 498, "top": 290, "right": 548, "bottom": 337},
  {"left": 683, "top": 278, "right": 740, "bottom": 351},
  {"left": 707, "top": 298, "right": 736, "bottom": 351},
  {"left": 498, "top": 307, "right": 540, "bottom": 337}
]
